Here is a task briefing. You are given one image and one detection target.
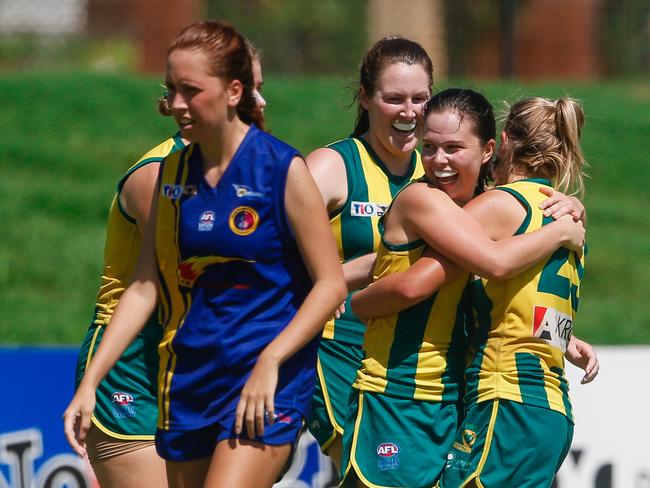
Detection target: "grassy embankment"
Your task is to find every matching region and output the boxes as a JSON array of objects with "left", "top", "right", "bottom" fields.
[{"left": 0, "top": 72, "right": 647, "bottom": 344}]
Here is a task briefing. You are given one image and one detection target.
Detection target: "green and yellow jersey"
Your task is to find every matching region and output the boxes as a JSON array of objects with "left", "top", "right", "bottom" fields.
[
  {"left": 76, "top": 133, "right": 185, "bottom": 438},
  {"left": 322, "top": 137, "right": 424, "bottom": 345},
  {"left": 354, "top": 186, "right": 471, "bottom": 402},
  {"left": 466, "top": 178, "right": 585, "bottom": 420},
  {"left": 93, "top": 133, "right": 185, "bottom": 326}
]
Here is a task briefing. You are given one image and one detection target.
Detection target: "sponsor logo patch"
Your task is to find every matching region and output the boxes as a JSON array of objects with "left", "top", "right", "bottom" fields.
[
  {"left": 162, "top": 184, "right": 183, "bottom": 200},
  {"left": 276, "top": 413, "right": 293, "bottom": 424},
  {"left": 376, "top": 442, "right": 400, "bottom": 471},
  {"left": 232, "top": 184, "right": 265, "bottom": 198},
  {"left": 350, "top": 201, "right": 389, "bottom": 218},
  {"left": 446, "top": 452, "right": 455, "bottom": 468},
  {"left": 533, "top": 305, "right": 573, "bottom": 352},
  {"left": 162, "top": 184, "right": 197, "bottom": 200},
  {"left": 229, "top": 206, "right": 259, "bottom": 236},
  {"left": 198, "top": 210, "right": 215, "bottom": 231}
]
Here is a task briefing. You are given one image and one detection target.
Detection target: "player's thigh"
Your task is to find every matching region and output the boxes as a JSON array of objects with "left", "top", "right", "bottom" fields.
[
  {"left": 91, "top": 444, "right": 166, "bottom": 488},
  {"left": 204, "top": 438, "right": 292, "bottom": 488},
  {"left": 86, "top": 425, "right": 165, "bottom": 488},
  {"left": 165, "top": 457, "right": 211, "bottom": 488},
  {"left": 324, "top": 434, "right": 343, "bottom": 473}
]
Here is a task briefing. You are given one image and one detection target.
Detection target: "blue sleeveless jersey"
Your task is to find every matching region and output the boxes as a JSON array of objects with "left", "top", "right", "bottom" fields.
[{"left": 156, "top": 125, "right": 316, "bottom": 430}]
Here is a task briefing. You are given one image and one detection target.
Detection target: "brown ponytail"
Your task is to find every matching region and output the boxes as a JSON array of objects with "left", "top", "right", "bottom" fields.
[{"left": 168, "top": 21, "right": 265, "bottom": 131}]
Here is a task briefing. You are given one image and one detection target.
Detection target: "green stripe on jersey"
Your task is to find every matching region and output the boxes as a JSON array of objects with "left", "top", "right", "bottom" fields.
[
  {"left": 515, "top": 352, "right": 550, "bottom": 409},
  {"left": 384, "top": 293, "right": 438, "bottom": 398}
]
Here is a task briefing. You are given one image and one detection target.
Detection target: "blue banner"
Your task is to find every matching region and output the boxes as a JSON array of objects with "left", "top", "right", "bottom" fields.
[{"left": 0, "top": 347, "right": 335, "bottom": 488}]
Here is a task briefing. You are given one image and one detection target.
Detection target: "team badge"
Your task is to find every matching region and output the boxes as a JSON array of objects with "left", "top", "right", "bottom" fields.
[
  {"left": 198, "top": 210, "right": 215, "bottom": 231},
  {"left": 229, "top": 206, "right": 259, "bottom": 236},
  {"left": 376, "top": 442, "right": 400, "bottom": 471},
  {"left": 453, "top": 427, "right": 477, "bottom": 453}
]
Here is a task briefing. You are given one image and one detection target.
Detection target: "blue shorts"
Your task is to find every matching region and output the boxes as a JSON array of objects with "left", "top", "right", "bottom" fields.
[{"left": 155, "top": 407, "right": 304, "bottom": 462}]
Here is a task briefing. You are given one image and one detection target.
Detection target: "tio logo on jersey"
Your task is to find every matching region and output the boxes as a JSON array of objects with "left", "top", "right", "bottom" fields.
[{"left": 350, "top": 201, "right": 389, "bottom": 218}]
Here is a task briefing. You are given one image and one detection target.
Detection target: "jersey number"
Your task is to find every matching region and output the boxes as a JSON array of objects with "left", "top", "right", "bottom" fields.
[{"left": 537, "top": 248, "right": 582, "bottom": 312}]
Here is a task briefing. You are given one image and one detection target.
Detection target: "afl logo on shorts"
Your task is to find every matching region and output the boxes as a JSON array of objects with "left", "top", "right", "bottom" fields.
[
  {"left": 229, "top": 206, "right": 259, "bottom": 236},
  {"left": 376, "top": 442, "right": 400, "bottom": 457},
  {"left": 111, "top": 392, "right": 134, "bottom": 406}
]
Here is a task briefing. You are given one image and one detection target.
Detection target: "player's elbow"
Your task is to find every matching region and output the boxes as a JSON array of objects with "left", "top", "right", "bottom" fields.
[
  {"left": 479, "top": 257, "right": 511, "bottom": 281},
  {"left": 332, "top": 275, "right": 348, "bottom": 305}
]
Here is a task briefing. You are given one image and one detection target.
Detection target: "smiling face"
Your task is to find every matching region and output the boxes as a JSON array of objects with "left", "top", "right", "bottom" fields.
[
  {"left": 362, "top": 62, "right": 430, "bottom": 162},
  {"left": 165, "top": 48, "right": 242, "bottom": 144},
  {"left": 421, "top": 109, "right": 495, "bottom": 206}
]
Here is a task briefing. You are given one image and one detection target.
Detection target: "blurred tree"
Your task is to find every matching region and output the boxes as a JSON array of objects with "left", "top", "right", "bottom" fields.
[
  {"left": 206, "top": 0, "right": 367, "bottom": 74},
  {"left": 368, "top": 0, "right": 447, "bottom": 79},
  {"left": 600, "top": 0, "right": 650, "bottom": 77}
]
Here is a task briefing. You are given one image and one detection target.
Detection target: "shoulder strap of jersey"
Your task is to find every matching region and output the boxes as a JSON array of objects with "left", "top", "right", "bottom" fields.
[{"left": 378, "top": 177, "right": 427, "bottom": 251}]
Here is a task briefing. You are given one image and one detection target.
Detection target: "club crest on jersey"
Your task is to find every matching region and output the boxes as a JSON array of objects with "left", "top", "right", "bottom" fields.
[
  {"left": 229, "top": 206, "right": 259, "bottom": 236},
  {"left": 350, "top": 201, "right": 388, "bottom": 218},
  {"left": 198, "top": 210, "right": 215, "bottom": 231},
  {"left": 232, "top": 184, "right": 265, "bottom": 198},
  {"left": 533, "top": 305, "right": 573, "bottom": 352},
  {"left": 453, "top": 429, "right": 477, "bottom": 453},
  {"left": 376, "top": 442, "right": 400, "bottom": 471}
]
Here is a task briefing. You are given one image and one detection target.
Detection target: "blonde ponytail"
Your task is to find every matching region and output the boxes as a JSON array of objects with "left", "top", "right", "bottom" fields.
[{"left": 497, "top": 96, "right": 587, "bottom": 197}]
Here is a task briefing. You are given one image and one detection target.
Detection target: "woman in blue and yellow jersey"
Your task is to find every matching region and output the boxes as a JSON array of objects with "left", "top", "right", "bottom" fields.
[
  {"left": 73, "top": 42, "right": 266, "bottom": 488},
  {"left": 65, "top": 21, "right": 346, "bottom": 488},
  {"left": 73, "top": 130, "right": 184, "bottom": 488},
  {"left": 341, "top": 89, "right": 587, "bottom": 488},
  {"left": 305, "top": 36, "right": 432, "bottom": 471}
]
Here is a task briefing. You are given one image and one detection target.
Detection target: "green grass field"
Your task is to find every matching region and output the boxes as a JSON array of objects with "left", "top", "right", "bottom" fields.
[{"left": 0, "top": 72, "right": 648, "bottom": 344}]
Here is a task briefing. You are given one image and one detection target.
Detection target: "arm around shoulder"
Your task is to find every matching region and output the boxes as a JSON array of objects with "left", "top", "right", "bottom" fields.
[
  {"left": 351, "top": 249, "right": 461, "bottom": 320},
  {"left": 404, "top": 185, "right": 584, "bottom": 280}
]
